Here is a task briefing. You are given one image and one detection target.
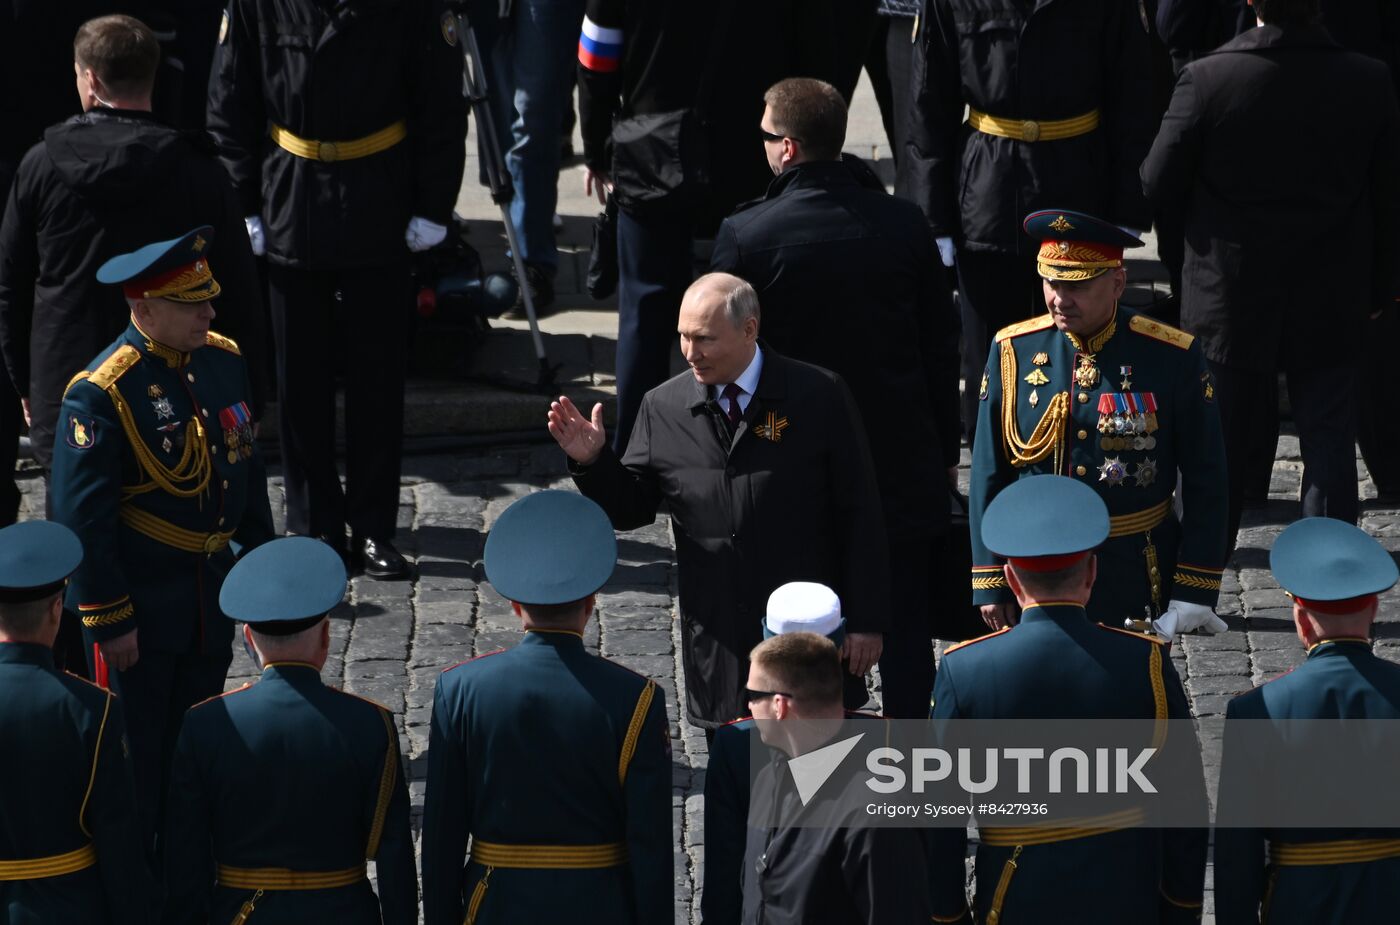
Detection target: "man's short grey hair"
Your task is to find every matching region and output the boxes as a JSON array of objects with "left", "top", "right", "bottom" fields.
[{"left": 689, "top": 272, "right": 761, "bottom": 328}]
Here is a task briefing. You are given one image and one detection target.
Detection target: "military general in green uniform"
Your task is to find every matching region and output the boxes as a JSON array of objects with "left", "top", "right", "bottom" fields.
[
  {"left": 164, "top": 536, "right": 416, "bottom": 924},
  {"left": 0, "top": 521, "right": 151, "bottom": 923},
  {"left": 969, "top": 210, "right": 1229, "bottom": 639},
  {"left": 48, "top": 226, "right": 276, "bottom": 853},
  {"left": 1215, "top": 518, "right": 1400, "bottom": 924},
  {"left": 421, "top": 490, "right": 672, "bottom": 925}
]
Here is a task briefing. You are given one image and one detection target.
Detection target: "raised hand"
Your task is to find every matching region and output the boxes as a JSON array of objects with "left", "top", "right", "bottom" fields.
[{"left": 547, "top": 395, "right": 607, "bottom": 465}]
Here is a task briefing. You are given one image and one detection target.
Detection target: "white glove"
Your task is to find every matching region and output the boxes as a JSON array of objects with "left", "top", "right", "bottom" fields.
[
  {"left": 1153, "top": 600, "right": 1228, "bottom": 642},
  {"left": 935, "top": 236, "right": 956, "bottom": 268},
  {"left": 405, "top": 216, "right": 448, "bottom": 253},
  {"left": 244, "top": 215, "right": 265, "bottom": 257}
]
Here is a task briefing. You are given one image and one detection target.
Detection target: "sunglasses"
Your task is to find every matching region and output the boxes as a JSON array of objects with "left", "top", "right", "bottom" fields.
[
  {"left": 759, "top": 128, "right": 800, "bottom": 144},
  {"left": 745, "top": 687, "right": 793, "bottom": 703}
]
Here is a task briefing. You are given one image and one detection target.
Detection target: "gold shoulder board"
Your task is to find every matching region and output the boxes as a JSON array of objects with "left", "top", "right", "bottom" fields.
[
  {"left": 944, "top": 626, "right": 1011, "bottom": 654},
  {"left": 87, "top": 345, "right": 142, "bottom": 392},
  {"left": 994, "top": 314, "right": 1055, "bottom": 343},
  {"left": 1097, "top": 623, "right": 1169, "bottom": 646},
  {"left": 1128, "top": 314, "right": 1195, "bottom": 350},
  {"left": 62, "top": 371, "right": 92, "bottom": 398},
  {"left": 205, "top": 331, "right": 242, "bottom": 355}
]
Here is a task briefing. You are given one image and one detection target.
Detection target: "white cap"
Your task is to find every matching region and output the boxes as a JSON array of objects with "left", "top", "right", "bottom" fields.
[{"left": 763, "top": 582, "right": 844, "bottom": 638}]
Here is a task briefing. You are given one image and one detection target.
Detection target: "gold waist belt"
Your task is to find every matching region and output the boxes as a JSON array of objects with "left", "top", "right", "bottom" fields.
[
  {"left": 1107, "top": 498, "right": 1172, "bottom": 538},
  {"left": 270, "top": 120, "right": 407, "bottom": 163},
  {"left": 120, "top": 505, "right": 234, "bottom": 555},
  {"left": 469, "top": 840, "right": 628, "bottom": 869},
  {"left": 216, "top": 863, "right": 367, "bottom": 890},
  {"left": 1270, "top": 838, "right": 1400, "bottom": 867},
  {"left": 0, "top": 843, "right": 96, "bottom": 880},
  {"left": 980, "top": 808, "right": 1146, "bottom": 848},
  {"left": 968, "top": 108, "right": 1100, "bottom": 143}
]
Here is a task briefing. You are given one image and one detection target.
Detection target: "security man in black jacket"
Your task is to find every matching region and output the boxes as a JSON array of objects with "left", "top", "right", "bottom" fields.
[
  {"left": 903, "top": 0, "right": 1155, "bottom": 448},
  {"left": 208, "top": 0, "right": 467, "bottom": 577},
  {"left": 711, "top": 78, "right": 961, "bottom": 719},
  {"left": 0, "top": 14, "right": 266, "bottom": 477}
]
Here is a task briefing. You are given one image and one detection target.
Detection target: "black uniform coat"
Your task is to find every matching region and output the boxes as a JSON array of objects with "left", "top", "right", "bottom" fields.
[
  {"left": 1141, "top": 24, "right": 1400, "bottom": 372},
  {"left": 576, "top": 0, "right": 836, "bottom": 231},
  {"left": 0, "top": 642, "right": 150, "bottom": 925},
  {"left": 710, "top": 157, "right": 962, "bottom": 538},
  {"left": 164, "top": 661, "right": 416, "bottom": 925},
  {"left": 741, "top": 728, "right": 930, "bottom": 924},
  {"left": 1215, "top": 639, "right": 1400, "bottom": 925},
  {"left": 902, "top": 0, "right": 1155, "bottom": 252},
  {"left": 0, "top": 108, "right": 267, "bottom": 469},
  {"left": 570, "top": 349, "right": 889, "bottom": 728},
  {"left": 206, "top": 0, "right": 467, "bottom": 269}
]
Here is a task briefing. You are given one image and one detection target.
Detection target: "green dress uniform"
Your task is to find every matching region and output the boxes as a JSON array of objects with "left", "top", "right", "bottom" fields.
[
  {"left": 47, "top": 227, "right": 276, "bottom": 848},
  {"left": 931, "top": 476, "right": 1208, "bottom": 923},
  {"left": 1215, "top": 518, "right": 1400, "bottom": 925},
  {"left": 969, "top": 210, "right": 1228, "bottom": 628},
  {"left": 420, "top": 491, "right": 673, "bottom": 925},
  {"left": 164, "top": 536, "right": 414, "bottom": 924},
  {"left": 0, "top": 522, "right": 150, "bottom": 925}
]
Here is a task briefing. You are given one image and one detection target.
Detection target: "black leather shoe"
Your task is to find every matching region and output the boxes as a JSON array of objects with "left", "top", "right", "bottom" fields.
[{"left": 358, "top": 537, "right": 410, "bottom": 580}]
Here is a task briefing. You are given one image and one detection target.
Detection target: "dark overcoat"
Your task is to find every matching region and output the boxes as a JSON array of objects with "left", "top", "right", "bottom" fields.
[
  {"left": 710, "top": 158, "right": 962, "bottom": 537},
  {"left": 571, "top": 349, "right": 889, "bottom": 727},
  {"left": 1141, "top": 24, "right": 1400, "bottom": 371}
]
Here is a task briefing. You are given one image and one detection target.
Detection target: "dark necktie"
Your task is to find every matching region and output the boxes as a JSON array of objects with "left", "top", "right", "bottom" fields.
[{"left": 721, "top": 382, "right": 744, "bottom": 431}]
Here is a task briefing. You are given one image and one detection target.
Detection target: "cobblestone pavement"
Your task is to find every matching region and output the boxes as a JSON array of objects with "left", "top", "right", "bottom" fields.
[{"left": 16, "top": 431, "right": 1400, "bottom": 924}]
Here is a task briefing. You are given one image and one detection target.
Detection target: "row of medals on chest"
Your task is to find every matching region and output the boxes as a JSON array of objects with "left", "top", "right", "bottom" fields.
[
  {"left": 148, "top": 383, "right": 251, "bottom": 464},
  {"left": 1025, "top": 351, "right": 1160, "bottom": 452}
]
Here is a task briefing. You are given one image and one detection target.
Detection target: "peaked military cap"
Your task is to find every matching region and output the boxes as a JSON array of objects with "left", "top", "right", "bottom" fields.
[
  {"left": 485, "top": 490, "right": 616, "bottom": 605},
  {"left": 0, "top": 521, "right": 83, "bottom": 603},
  {"left": 1271, "top": 518, "right": 1398, "bottom": 614},
  {"left": 96, "top": 225, "right": 222, "bottom": 303},
  {"left": 983, "top": 474, "right": 1110, "bottom": 571},
  {"left": 762, "top": 581, "right": 846, "bottom": 646},
  {"left": 1024, "top": 209, "right": 1143, "bottom": 282},
  {"left": 220, "top": 536, "right": 347, "bottom": 634}
]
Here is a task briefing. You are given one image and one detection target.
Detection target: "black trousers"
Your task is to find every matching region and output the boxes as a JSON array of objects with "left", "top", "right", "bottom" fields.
[
  {"left": 1212, "top": 360, "right": 1358, "bottom": 552},
  {"left": 614, "top": 208, "right": 692, "bottom": 454},
  {"left": 1357, "top": 309, "right": 1400, "bottom": 496},
  {"left": 956, "top": 249, "right": 1043, "bottom": 449},
  {"left": 832, "top": 0, "right": 881, "bottom": 104},
  {"left": 267, "top": 262, "right": 410, "bottom": 540},
  {"left": 0, "top": 364, "right": 18, "bottom": 527},
  {"left": 866, "top": 14, "right": 916, "bottom": 182},
  {"left": 103, "top": 645, "right": 232, "bottom": 859},
  {"left": 878, "top": 533, "right": 940, "bottom": 719}
]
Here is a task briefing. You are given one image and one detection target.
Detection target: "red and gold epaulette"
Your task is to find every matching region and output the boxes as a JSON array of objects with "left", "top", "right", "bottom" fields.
[
  {"left": 1096, "top": 623, "right": 1169, "bottom": 646},
  {"left": 189, "top": 681, "right": 253, "bottom": 710},
  {"left": 442, "top": 648, "right": 507, "bottom": 673},
  {"left": 721, "top": 715, "right": 755, "bottom": 728},
  {"left": 1128, "top": 314, "right": 1194, "bottom": 350},
  {"left": 944, "top": 626, "right": 1010, "bottom": 655},
  {"left": 994, "top": 315, "right": 1055, "bottom": 342}
]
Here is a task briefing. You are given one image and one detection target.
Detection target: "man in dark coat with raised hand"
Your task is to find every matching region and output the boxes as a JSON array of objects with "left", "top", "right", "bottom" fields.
[
  {"left": 548, "top": 272, "right": 889, "bottom": 729},
  {"left": 1141, "top": 0, "right": 1400, "bottom": 550},
  {"left": 711, "top": 77, "right": 960, "bottom": 719}
]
